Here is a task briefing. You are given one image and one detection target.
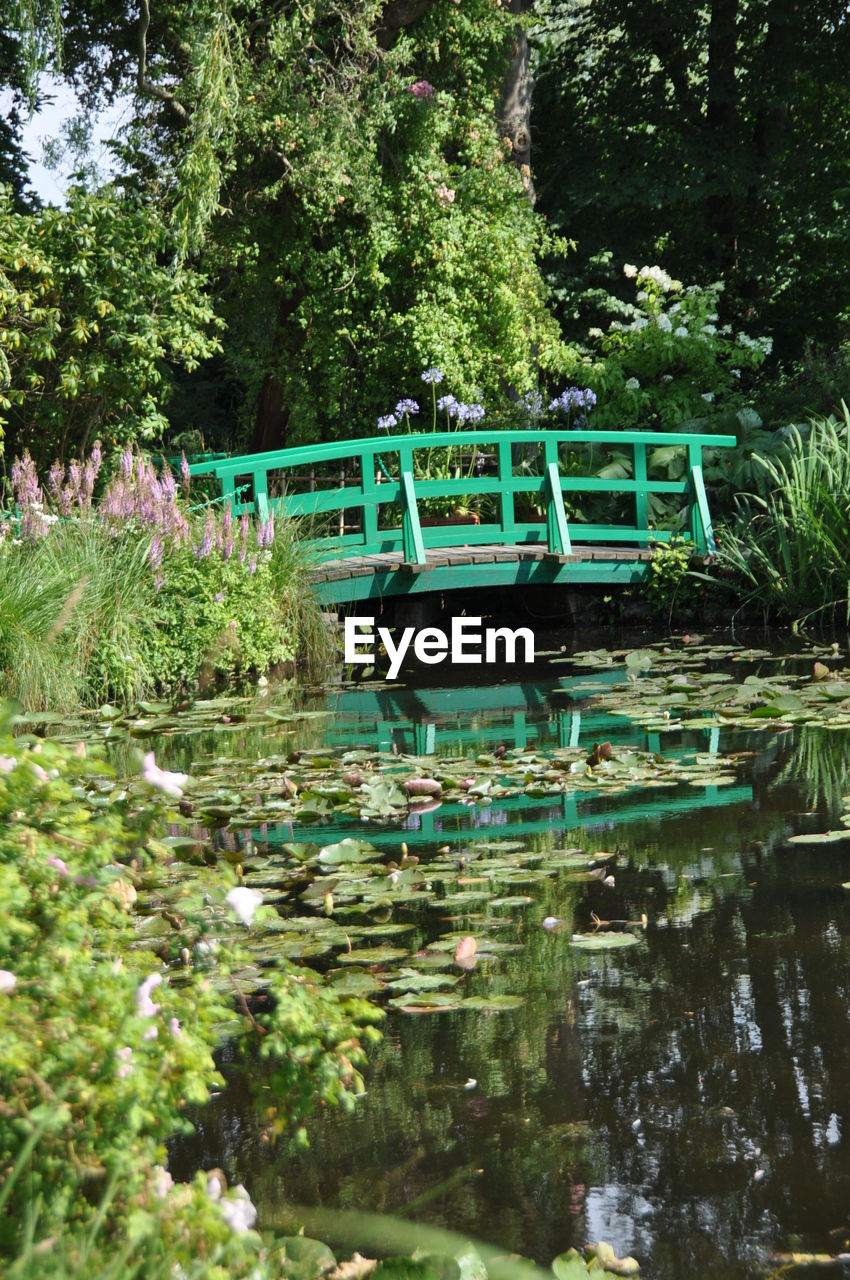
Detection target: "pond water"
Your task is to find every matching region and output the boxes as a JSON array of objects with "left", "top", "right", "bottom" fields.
[{"left": 121, "top": 639, "right": 850, "bottom": 1278}]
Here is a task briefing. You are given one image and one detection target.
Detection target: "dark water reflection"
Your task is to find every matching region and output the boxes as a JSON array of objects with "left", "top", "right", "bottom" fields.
[{"left": 168, "top": 661, "right": 850, "bottom": 1279}]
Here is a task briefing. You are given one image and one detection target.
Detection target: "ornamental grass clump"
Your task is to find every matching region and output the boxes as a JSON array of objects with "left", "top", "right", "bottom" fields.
[
  {"left": 717, "top": 405, "right": 850, "bottom": 626},
  {"left": 0, "top": 445, "right": 330, "bottom": 709}
]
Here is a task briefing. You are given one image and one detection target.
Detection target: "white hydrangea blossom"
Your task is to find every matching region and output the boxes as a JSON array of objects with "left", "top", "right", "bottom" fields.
[
  {"left": 637, "top": 265, "right": 681, "bottom": 293},
  {"left": 624, "top": 377, "right": 641, "bottom": 391},
  {"left": 656, "top": 314, "right": 672, "bottom": 333},
  {"left": 623, "top": 263, "right": 638, "bottom": 278},
  {"left": 702, "top": 392, "right": 715, "bottom": 403},
  {"left": 674, "top": 325, "right": 689, "bottom": 338}
]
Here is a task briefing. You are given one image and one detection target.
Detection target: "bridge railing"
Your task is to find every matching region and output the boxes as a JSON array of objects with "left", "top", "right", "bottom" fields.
[{"left": 188, "top": 428, "right": 736, "bottom": 563}]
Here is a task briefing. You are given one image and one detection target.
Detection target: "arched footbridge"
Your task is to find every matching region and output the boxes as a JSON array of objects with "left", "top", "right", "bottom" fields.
[{"left": 188, "top": 429, "right": 736, "bottom": 606}]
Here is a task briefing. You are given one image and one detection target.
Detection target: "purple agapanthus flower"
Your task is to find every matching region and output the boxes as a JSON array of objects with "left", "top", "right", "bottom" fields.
[
  {"left": 395, "top": 399, "right": 419, "bottom": 418},
  {"left": 437, "top": 394, "right": 457, "bottom": 416},
  {"left": 377, "top": 414, "right": 398, "bottom": 431},
  {"left": 456, "top": 402, "right": 485, "bottom": 424},
  {"left": 548, "top": 386, "right": 597, "bottom": 415},
  {"left": 421, "top": 368, "right": 444, "bottom": 384}
]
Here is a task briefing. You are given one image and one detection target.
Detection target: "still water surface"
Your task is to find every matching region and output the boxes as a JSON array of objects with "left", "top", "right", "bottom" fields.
[{"left": 165, "top": 651, "right": 850, "bottom": 1279}]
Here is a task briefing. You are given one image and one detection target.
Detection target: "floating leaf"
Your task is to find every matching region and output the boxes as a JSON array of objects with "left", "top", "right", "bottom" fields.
[{"left": 570, "top": 932, "right": 641, "bottom": 950}]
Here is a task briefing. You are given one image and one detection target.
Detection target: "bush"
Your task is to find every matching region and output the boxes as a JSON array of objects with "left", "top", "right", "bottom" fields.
[
  {"left": 0, "top": 714, "right": 381, "bottom": 1270},
  {"left": 568, "top": 265, "right": 770, "bottom": 431},
  {"left": 0, "top": 447, "right": 331, "bottom": 709}
]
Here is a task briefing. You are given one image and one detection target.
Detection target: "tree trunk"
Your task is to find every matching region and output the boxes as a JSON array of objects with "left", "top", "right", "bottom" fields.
[{"left": 499, "top": 0, "right": 535, "bottom": 203}]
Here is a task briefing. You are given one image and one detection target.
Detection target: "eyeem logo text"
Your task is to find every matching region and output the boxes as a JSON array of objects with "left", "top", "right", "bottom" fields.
[{"left": 344, "top": 616, "right": 535, "bottom": 680}]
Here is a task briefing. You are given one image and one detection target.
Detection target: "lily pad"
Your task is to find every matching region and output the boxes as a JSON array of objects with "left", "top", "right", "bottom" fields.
[{"left": 570, "top": 932, "right": 641, "bottom": 950}]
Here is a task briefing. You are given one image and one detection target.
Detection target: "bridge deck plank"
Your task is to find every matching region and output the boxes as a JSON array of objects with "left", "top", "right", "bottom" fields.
[{"left": 310, "top": 542, "right": 655, "bottom": 583}]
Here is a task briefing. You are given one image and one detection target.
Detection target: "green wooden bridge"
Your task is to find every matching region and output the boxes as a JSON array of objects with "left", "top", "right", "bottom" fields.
[{"left": 188, "top": 428, "right": 736, "bottom": 605}]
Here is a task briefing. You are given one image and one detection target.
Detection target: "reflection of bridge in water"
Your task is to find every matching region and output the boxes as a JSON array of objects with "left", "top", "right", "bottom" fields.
[{"left": 253, "top": 670, "right": 752, "bottom": 850}]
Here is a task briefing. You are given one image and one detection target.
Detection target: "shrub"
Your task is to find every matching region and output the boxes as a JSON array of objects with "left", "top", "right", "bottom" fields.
[
  {"left": 569, "top": 265, "right": 770, "bottom": 431},
  {"left": 0, "top": 447, "right": 330, "bottom": 708},
  {"left": 0, "top": 714, "right": 381, "bottom": 1269}
]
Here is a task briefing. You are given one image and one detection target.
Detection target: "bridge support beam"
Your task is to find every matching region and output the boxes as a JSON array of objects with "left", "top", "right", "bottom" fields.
[
  {"left": 545, "top": 460, "right": 572, "bottom": 556},
  {"left": 399, "top": 460, "right": 426, "bottom": 566}
]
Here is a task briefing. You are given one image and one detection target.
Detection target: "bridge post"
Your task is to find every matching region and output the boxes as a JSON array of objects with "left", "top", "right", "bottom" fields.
[
  {"left": 544, "top": 447, "right": 572, "bottom": 556},
  {"left": 689, "top": 459, "right": 716, "bottom": 556},
  {"left": 398, "top": 445, "right": 426, "bottom": 566},
  {"left": 498, "top": 441, "right": 516, "bottom": 542},
  {"left": 360, "top": 447, "right": 379, "bottom": 551},
  {"left": 634, "top": 441, "right": 649, "bottom": 546}
]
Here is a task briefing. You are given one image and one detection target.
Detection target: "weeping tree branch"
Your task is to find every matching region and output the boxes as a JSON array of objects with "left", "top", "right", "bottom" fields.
[{"left": 137, "top": 0, "right": 190, "bottom": 124}]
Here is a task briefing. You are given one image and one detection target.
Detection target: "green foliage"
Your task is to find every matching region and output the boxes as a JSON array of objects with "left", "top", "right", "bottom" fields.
[
  {"left": 0, "top": 717, "right": 381, "bottom": 1268},
  {"left": 0, "top": 502, "right": 325, "bottom": 711},
  {"left": 0, "top": 185, "right": 222, "bottom": 461},
  {"left": 144, "top": 538, "right": 294, "bottom": 692},
  {"left": 717, "top": 405, "right": 850, "bottom": 623},
  {"left": 0, "top": 520, "right": 160, "bottom": 710},
  {"left": 566, "top": 265, "right": 769, "bottom": 430},
  {"left": 531, "top": 0, "right": 850, "bottom": 361},
  {"left": 645, "top": 537, "right": 702, "bottom": 622}
]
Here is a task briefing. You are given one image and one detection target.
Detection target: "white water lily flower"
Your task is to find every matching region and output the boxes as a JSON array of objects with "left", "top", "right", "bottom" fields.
[
  {"left": 0, "top": 971, "right": 16, "bottom": 993},
  {"left": 141, "top": 751, "right": 188, "bottom": 799},
  {"left": 220, "top": 1185, "right": 258, "bottom": 1234},
  {"left": 226, "top": 886, "right": 264, "bottom": 927}
]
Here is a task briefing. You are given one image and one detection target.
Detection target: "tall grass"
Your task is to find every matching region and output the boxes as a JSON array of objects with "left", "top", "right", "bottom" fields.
[
  {"left": 0, "top": 522, "right": 160, "bottom": 711},
  {"left": 718, "top": 404, "right": 850, "bottom": 625}
]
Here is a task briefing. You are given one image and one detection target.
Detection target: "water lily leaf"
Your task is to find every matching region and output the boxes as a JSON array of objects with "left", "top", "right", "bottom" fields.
[
  {"left": 276, "top": 1236, "right": 337, "bottom": 1280},
  {"left": 318, "top": 839, "right": 380, "bottom": 866},
  {"left": 386, "top": 970, "right": 460, "bottom": 993},
  {"left": 625, "top": 650, "right": 654, "bottom": 673},
  {"left": 570, "top": 932, "right": 641, "bottom": 950},
  {"left": 337, "top": 946, "right": 409, "bottom": 965},
  {"left": 327, "top": 970, "right": 386, "bottom": 997},
  {"left": 552, "top": 1250, "right": 591, "bottom": 1280},
  {"left": 788, "top": 830, "right": 850, "bottom": 845},
  {"left": 388, "top": 992, "right": 463, "bottom": 1011},
  {"left": 459, "top": 994, "right": 523, "bottom": 1011}
]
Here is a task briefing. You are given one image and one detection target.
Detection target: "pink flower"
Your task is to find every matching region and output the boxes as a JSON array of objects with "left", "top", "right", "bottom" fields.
[
  {"left": 0, "top": 971, "right": 16, "bottom": 994},
  {"left": 135, "top": 973, "right": 162, "bottom": 1018},
  {"left": 0, "top": 756, "right": 16, "bottom": 774},
  {"left": 47, "top": 856, "right": 68, "bottom": 876},
  {"left": 153, "top": 1166, "right": 173, "bottom": 1199},
  {"left": 435, "top": 183, "right": 455, "bottom": 206},
  {"left": 141, "top": 751, "right": 188, "bottom": 799},
  {"left": 116, "top": 1046, "right": 133, "bottom": 1079},
  {"left": 169, "top": 1016, "right": 182, "bottom": 1039},
  {"left": 408, "top": 80, "right": 435, "bottom": 100}
]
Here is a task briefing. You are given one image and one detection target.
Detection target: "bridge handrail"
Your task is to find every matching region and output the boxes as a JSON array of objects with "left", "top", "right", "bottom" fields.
[
  {"left": 187, "top": 428, "right": 737, "bottom": 477},
  {"left": 186, "top": 427, "right": 737, "bottom": 561}
]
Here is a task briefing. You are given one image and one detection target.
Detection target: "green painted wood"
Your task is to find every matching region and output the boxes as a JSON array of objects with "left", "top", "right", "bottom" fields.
[
  {"left": 399, "top": 460, "right": 426, "bottom": 565},
  {"left": 186, "top": 427, "right": 735, "bottom": 599},
  {"left": 689, "top": 464, "right": 715, "bottom": 555},
  {"left": 545, "top": 460, "right": 572, "bottom": 554},
  {"left": 633, "top": 441, "right": 648, "bottom": 545},
  {"left": 313, "top": 556, "right": 652, "bottom": 605},
  {"left": 499, "top": 441, "right": 516, "bottom": 540}
]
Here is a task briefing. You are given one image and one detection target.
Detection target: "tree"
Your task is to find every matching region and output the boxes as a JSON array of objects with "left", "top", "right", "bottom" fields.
[
  {"left": 531, "top": 0, "right": 850, "bottom": 362},
  {"left": 0, "top": 186, "right": 221, "bottom": 462}
]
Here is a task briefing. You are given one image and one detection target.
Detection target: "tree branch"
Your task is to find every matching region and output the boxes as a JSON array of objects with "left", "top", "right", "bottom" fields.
[{"left": 136, "top": 1, "right": 190, "bottom": 125}]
